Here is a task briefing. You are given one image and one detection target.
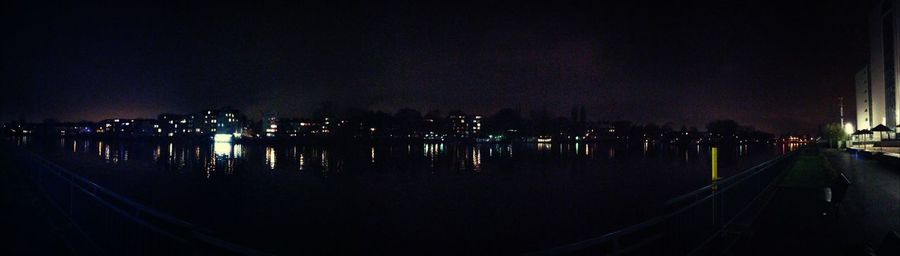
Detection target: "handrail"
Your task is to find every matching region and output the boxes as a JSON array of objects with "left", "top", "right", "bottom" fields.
[
  {"left": 664, "top": 152, "right": 790, "bottom": 206},
  {"left": 9, "top": 144, "right": 271, "bottom": 255},
  {"left": 31, "top": 155, "right": 196, "bottom": 228},
  {"left": 528, "top": 147, "right": 802, "bottom": 255}
]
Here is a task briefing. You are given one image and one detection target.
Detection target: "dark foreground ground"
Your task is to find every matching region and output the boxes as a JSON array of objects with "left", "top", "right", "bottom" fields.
[
  {"left": 728, "top": 147, "right": 900, "bottom": 255},
  {"left": 0, "top": 152, "right": 71, "bottom": 254}
]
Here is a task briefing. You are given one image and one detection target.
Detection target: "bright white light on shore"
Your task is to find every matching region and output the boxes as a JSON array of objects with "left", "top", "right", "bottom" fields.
[
  {"left": 844, "top": 123, "right": 854, "bottom": 136},
  {"left": 214, "top": 134, "right": 233, "bottom": 142},
  {"left": 214, "top": 142, "right": 231, "bottom": 157}
]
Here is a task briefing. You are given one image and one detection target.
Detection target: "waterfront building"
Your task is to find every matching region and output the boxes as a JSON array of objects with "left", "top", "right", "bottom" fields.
[
  {"left": 320, "top": 117, "right": 332, "bottom": 135},
  {"left": 183, "top": 114, "right": 198, "bottom": 134},
  {"left": 158, "top": 114, "right": 183, "bottom": 137},
  {"left": 262, "top": 112, "right": 279, "bottom": 138},
  {"left": 199, "top": 109, "right": 219, "bottom": 134},
  {"left": 97, "top": 119, "right": 133, "bottom": 136},
  {"left": 63, "top": 121, "right": 95, "bottom": 136},
  {"left": 15, "top": 123, "right": 34, "bottom": 135},
  {"left": 279, "top": 118, "right": 302, "bottom": 137},
  {"left": 866, "top": 0, "right": 900, "bottom": 129},
  {"left": 857, "top": 66, "right": 873, "bottom": 131},
  {"left": 449, "top": 114, "right": 466, "bottom": 137},
  {"left": 216, "top": 108, "right": 244, "bottom": 138},
  {"left": 472, "top": 115, "right": 482, "bottom": 135},
  {"left": 132, "top": 119, "right": 158, "bottom": 137},
  {"left": 35, "top": 121, "right": 92, "bottom": 137},
  {"left": 449, "top": 114, "right": 482, "bottom": 138},
  {"left": 585, "top": 123, "right": 616, "bottom": 140}
]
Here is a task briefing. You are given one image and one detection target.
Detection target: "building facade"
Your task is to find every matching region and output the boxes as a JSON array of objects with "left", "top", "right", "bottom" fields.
[
  {"left": 868, "top": 0, "right": 900, "bottom": 128},
  {"left": 215, "top": 108, "right": 244, "bottom": 137},
  {"left": 157, "top": 114, "right": 183, "bottom": 137},
  {"left": 262, "top": 112, "right": 279, "bottom": 137},
  {"left": 199, "top": 109, "right": 219, "bottom": 134},
  {"left": 856, "top": 66, "right": 873, "bottom": 130},
  {"left": 449, "top": 114, "right": 482, "bottom": 137}
]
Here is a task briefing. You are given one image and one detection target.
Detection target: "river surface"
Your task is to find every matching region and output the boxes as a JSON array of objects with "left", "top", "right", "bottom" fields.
[{"left": 9, "top": 136, "right": 797, "bottom": 254}]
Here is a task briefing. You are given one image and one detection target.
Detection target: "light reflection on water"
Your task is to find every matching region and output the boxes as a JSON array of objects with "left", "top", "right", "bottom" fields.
[
  {"left": 299, "top": 154, "right": 305, "bottom": 171},
  {"left": 472, "top": 145, "right": 481, "bottom": 172},
  {"left": 11, "top": 137, "right": 797, "bottom": 182},
  {"left": 265, "top": 146, "right": 276, "bottom": 170},
  {"left": 537, "top": 142, "right": 551, "bottom": 151},
  {"left": 6, "top": 136, "right": 802, "bottom": 255},
  {"left": 214, "top": 142, "right": 232, "bottom": 158}
]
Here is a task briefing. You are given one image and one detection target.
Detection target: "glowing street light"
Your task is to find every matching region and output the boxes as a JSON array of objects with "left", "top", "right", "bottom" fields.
[{"left": 844, "top": 123, "right": 854, "bottom": 136}]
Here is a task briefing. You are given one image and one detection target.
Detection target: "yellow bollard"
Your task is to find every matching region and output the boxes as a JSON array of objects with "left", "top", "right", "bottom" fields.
[
  {"left": 711, "top": 146, "right": 720, "bottom": 225},
  {"left": 711, "top": 147, "right": 718, "bottom": 181}
]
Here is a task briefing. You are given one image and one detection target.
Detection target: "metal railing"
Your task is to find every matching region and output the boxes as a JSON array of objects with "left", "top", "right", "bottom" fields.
[
  {"left": 7, "top": 144, "right": 270, "bottom": 255},
  {"left": 529, "top": 147, "right": 801, "bottom": 255}
]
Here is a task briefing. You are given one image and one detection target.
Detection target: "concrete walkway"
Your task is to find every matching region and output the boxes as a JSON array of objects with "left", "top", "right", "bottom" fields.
[
  {"left": 728, "top": 147, "right": 899, "bottom": 255},
  {"left": 826, "top": 149, "right": 900, "bottom": 248}
]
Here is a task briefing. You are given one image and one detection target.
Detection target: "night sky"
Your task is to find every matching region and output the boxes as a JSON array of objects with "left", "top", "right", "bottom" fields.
[{"left": 0, "top": 1, "right": 872, "bottom": 133}]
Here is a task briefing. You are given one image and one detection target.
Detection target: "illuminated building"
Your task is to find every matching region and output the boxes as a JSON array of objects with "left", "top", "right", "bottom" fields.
[
  {"left": 857, "top": 66, "right": 873, "bottom": 130},
  {"left": 321, "top": 117, "right": 332, "bottom": 134},
  {"left": 867, "top": 0, "right": 900, "bottom": 129},
  {"left": 449, "top": 114, "right": 466, "bottom": 136},
  {"left": 199, "top": 109, "right": 220, "bottom": 134},
  {"left": 97, "top": 119, "right": 134, "bottom": 136},
  {"left": 449, "top": 114, "right": 482, "bottom": 138},
  {"left": 216, "top": 108, "right": 244, "bottom": 138},
  {"left": 277, "top": 118, "right": 302, "bottom": 137},
  {"left": 262, "top": 112, "right": 279, "bottom": 137},
  {"left": 158, "top": 114, "right": 184, "bottom": 137},
  {"left": 472, "top": 115, "right": 482, "bottom": 135}
]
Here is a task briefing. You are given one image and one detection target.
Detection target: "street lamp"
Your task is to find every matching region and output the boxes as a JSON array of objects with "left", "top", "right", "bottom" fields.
[{"left": 843, "top": 123, "right": 854, "bottom": 148}]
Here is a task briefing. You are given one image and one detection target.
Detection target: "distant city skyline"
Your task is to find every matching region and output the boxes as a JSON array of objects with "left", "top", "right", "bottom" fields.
[{"left": 0, "top": 1, "right": 874, "bottom": 134}]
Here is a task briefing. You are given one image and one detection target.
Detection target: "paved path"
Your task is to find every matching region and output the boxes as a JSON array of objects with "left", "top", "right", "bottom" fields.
[
  {"left": 729, "top": 148, "right": 899, "bottom": 255},
  {"left": 826, "top": 149, "right": 900, "bottom": 247}
]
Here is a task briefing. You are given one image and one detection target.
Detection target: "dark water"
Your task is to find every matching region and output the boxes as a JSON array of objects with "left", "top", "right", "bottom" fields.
[{"left": 10, "top": 137, "right": 797, "bottom": 254}]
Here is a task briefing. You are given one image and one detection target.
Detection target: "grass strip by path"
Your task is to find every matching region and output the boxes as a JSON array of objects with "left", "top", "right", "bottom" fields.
[{"left": 777, "top": 150, "right": 838, "bottom": 188}]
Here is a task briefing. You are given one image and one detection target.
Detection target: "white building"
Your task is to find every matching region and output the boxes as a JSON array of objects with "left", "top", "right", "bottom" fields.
[
  {"left": 856, "top": 66, "right": 872, "bottom": 130},
  {"left": 866, "top": 0, "right": 900, "bottom": 129}
]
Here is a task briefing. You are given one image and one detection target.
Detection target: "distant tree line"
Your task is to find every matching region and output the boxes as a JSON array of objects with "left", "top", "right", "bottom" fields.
[{"left": 3, "top": 104, "right": 777, "bottom": 144}]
